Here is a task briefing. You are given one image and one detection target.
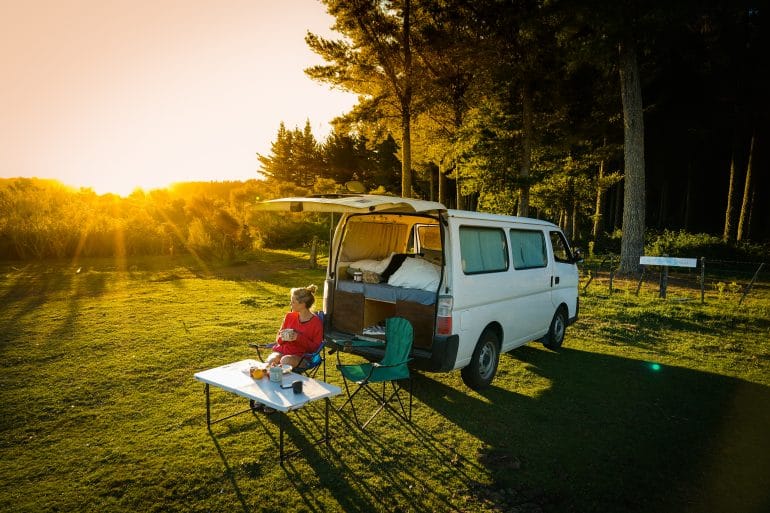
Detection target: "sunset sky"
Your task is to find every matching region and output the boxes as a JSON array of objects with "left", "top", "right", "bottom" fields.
[{"left": 0, "top": 0, "right": 357, "bottom": 196}]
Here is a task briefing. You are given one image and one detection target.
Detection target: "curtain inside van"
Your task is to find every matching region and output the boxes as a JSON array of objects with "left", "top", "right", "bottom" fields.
[
  {"left": 340, "top": 222, "right": 408, "bottom": 261},
  {"left": 510, "top": 229, "right": 548, "bottom": 269},
  {"left": 459, "top": 227, "right": 508, "bottom": 273}
]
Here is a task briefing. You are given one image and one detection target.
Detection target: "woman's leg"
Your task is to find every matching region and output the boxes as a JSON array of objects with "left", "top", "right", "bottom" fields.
[{"left": 279, "top": 354, "right": 301, "bottom": 368}]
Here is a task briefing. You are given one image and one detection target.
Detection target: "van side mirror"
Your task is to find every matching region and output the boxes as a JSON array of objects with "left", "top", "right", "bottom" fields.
[{"left": 572, "top": 248, "right": 584, "bottom": 264}]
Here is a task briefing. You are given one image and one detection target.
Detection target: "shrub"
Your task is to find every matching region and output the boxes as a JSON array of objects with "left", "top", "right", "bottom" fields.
[{"left": 645, "top": 230, "right": 769, "bottom": 261}]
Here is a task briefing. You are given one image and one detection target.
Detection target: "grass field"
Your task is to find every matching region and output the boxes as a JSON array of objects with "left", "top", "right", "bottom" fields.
[{"left": 1, "top": 251, "right": 769, "bottom": 513}]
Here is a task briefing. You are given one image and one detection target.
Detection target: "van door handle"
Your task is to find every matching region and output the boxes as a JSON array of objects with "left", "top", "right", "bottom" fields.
[{"left": 553, "top": 276, "right": 560, "bottom": 285}]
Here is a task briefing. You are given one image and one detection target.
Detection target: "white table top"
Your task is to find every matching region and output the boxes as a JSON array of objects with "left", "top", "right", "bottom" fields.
[{"left": 194, "top": 359, "right": 341, "bottom": 413}]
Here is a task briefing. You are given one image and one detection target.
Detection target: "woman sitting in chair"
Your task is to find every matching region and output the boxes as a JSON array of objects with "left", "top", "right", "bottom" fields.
[{"left": 266, "top": 284, "right": 323, "bottom": 369}]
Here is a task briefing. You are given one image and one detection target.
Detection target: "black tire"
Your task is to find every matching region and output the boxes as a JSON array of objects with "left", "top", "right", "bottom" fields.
[
  {"left": 542, "top": 307, "right": 567, "bottom": 350},
  {"left": 461, "top": 329, "right": 500, "bottom": 390}
]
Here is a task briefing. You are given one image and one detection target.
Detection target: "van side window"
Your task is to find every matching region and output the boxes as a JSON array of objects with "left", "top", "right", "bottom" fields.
[
  {"left": 415, "top": 224, "right": 441, "bottom": 251},
  {"left": 459, "top": 226, "right": 509, "bottom": 274},
  {"left": 510, "top": 229, "right": 548, "bottom": 269},
  {"left": 549, "top": 231, "right": 573, "bottom": 263}
]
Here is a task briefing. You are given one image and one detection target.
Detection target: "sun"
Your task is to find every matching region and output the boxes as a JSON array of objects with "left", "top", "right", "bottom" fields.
[{"left": 80, "top": 173, "right": 175, "bottom": 197}]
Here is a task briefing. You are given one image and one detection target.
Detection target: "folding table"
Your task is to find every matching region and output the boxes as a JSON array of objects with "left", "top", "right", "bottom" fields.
[{"left": 194, "top": 359, "right": 341, "bottom": 461}]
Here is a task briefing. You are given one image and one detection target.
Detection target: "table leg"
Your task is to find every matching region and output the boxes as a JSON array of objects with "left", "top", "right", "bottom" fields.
[
  {"left": 279, "top": 420, "right": 285, "bottom": 463},
  {"left": 325, "top": 397, "right": 330, "bottom": 447},
  {"left": 204, "top": 384, "right": 211, "bottom": 429}
]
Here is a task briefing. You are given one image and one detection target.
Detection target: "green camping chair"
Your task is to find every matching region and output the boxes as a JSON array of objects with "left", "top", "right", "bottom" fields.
[{"left": 336, "top": 317, "right": 414, "bottom": 429}]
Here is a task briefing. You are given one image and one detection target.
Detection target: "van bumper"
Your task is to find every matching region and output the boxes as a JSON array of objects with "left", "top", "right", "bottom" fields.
[
  {"left": 328, "top": 332, "right": 459, "bottom": 373},
  {"left": 411, "top": 334, "right": 459, "bottom": 372}
]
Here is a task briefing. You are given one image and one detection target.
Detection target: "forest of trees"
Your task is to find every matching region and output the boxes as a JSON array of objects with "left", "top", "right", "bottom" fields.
[
  {"left": 257, "top": 0, "right": 769, "bottom": 272},
  {"left": 0, "top": 177, "right": 334, "bottom": 261},
  {"left": 2, "top": 2, "right": 768, "bottom": 265}
]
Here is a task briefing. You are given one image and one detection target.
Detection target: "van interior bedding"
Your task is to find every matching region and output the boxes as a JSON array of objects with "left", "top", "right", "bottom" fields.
[{"left": 329, "top": 214, "right": 442, "bottom": 350}]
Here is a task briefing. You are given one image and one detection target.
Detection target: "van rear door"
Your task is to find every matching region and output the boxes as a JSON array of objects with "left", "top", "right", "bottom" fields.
[{"left": 254, "top": 194, "right": 445, "bottom": 215}]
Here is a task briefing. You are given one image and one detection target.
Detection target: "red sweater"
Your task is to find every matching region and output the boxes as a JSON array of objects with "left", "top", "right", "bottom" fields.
[{"left": 273, "top": 311, "right": 323, "bottom": 356}]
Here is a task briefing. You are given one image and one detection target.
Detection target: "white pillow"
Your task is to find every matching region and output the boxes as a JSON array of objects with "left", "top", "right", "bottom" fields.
[
  {"left": 387, "top": 257, "right": 440, "bottom": 291},
  {"left": 349, "top": 253, "right": 394, "bottom": 274}
]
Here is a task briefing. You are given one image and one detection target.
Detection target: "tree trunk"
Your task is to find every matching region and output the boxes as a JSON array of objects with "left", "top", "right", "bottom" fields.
[
  {"left": 518, "top": 83, "right": 533, "bottom": 217},
  {"left": 657, "top": 179, "right": 667, "bottom": 229},
  {"left": 723, "top": 153, "right": 736, "bottom": 241},
  {"left": 400, "top": 0, "right": 413, "bottom": 198},
  {"left": 683, "top": 163, "right": 692, "bottom": 231},
  {"left": 572, "top": 197, "right": 579, "bottom": 242},
  {"left": 614, "top": 180, "right": 623, "bottom": 230},
  {"left": 618, "top": 39, "right": 646, "bottom": 275},
  {"left": 592, "top": 160, "right": 605, "bottom": 239},
  {"left": 438, "top": 162, "right": 448, "bottom": 205},
  {"left": 737, "top": 133, "right": 755, "bottom": 241}
]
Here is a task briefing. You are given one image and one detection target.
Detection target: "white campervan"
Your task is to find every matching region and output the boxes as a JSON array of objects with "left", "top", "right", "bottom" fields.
[{"left": 256, "top": 194, "right": 581, "bottom": 389}]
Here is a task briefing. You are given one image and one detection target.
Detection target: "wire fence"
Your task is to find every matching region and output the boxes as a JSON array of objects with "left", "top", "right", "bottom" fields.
[{"left": 579, "top": 256, "right": 769, "bottom": 303}]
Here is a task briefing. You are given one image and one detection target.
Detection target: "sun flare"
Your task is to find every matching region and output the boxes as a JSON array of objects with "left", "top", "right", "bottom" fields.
[{"left": 80, "top": 173, "right": 175, "bottom": 197}]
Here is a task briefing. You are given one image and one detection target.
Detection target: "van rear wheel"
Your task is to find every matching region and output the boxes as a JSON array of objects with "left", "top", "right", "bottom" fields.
[
  {"left": 461, "top": 329, "right": 500, "bottom": 390},
  {"left": 542, "top": 307, "right": 567, "bottom": 350}
]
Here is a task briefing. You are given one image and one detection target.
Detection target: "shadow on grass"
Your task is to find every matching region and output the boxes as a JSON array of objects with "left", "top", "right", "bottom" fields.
[
  {"left": 411, "top": 346, "right": 770, "bottom": 513},
  {"left": 207, "top": 394, "right": 483, "bottom": 513},
  {"left": 279, "top": 402, "right": 486, "bottom": 513},
  {"left": 0, "top": 263, "right": 108, "bottom": 355},
  {"left": 204, "top": 350, "right": 770, "bottom": 512}
]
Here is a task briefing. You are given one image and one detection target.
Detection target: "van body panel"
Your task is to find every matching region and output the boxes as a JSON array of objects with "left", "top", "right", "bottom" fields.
[
  {"left": 257, "top": 195, "right": 580, "bottom": 388},
  {"left": 548, "top": 230, "right": 580, "bottom": 319}
]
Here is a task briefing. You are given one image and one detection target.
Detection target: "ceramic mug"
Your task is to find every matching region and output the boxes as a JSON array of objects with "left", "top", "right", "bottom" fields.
[{"left": 269, "top": 365, "right": 282, "bottom": 383}]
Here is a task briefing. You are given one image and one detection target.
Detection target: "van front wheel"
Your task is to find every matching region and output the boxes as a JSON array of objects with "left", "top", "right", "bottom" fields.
[
  {"left": 542, "top": 307, "right": 567, "bottom": 350},
  {"left": 461, "top": 329, "right": 500, "bottom": 390}
]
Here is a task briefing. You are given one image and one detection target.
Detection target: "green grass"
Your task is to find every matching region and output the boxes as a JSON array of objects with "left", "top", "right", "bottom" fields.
[{"left": 1, "top": 252, "right": 769, "bottom": 513}]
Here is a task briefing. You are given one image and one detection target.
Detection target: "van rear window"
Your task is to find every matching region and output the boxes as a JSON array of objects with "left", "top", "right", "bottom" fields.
[
  {"left": 510, "top": 229, "right": 547, "bottom": 269},
  {"left": 459, "top": 226, "right": 509, "bottom": 274}
]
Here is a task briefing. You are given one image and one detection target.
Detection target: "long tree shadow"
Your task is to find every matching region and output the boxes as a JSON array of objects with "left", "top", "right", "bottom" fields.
[
  {"left": 412, "top": 346, "right": 770, "bottom": 513},
  {"left": 207, "top": 391, "right": 489, "bottom": 513},
  {"left": 279, "top": 402, "right": 489, "bottom": 513},
  {"left": 0, "top": 263, "right": 108, "bottom": 355},
  {"left": 202, "top": 348, "right": 770, "bottom": 512}
]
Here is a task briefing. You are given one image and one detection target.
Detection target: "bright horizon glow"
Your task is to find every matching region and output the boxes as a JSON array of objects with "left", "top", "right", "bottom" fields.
[{"left": 0, "top": 0, "right": 357, "bottom": 197}]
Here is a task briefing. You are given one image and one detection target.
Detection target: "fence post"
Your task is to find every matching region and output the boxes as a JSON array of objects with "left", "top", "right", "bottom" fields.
[
  {"left": 739, "top": 262, "right": 765, "bottom": 305},
  {"left": 658, "top": 254, "right": 668, "bottom": 299},
  {"left": 582, "top": 266, "right": 594, "bottom": 293},
  {"left": 309, "top": 236, "right": 318, "bottom": 269},
  {"left": 608, "top": 256, "right": 615, "bottom": 295},
  {"left": 700, "top": 257, "right": 706, "bottom": 304},
  {"left": 635, "top": 266, "right": 646, "bottom": 296}
]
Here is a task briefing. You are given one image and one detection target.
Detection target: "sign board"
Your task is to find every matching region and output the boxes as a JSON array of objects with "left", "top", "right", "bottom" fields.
[{"left": 639, "top": 256, "right": 698, "bottom": 268}]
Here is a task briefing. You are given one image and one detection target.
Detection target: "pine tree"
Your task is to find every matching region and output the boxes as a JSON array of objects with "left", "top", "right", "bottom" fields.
[
  {"left": 306, "top": 0, "right": 418, "bottom": 197},
  {"left": 257, "top": 123, "right": 295, "bottom": 183}
]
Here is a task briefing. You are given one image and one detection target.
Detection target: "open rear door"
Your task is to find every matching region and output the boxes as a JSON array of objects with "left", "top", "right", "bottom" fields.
[{"left": 253, "top": 194, "right": 446, "bottom": 215}]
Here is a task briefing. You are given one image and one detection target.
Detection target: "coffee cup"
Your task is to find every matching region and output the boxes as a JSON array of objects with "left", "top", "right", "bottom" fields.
[{"left": 269, "top": 365, "right": 282, "bottom": 383}]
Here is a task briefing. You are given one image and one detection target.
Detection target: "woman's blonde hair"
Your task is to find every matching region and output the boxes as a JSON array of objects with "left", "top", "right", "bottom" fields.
[{"left": 291, "top": 284, "right": 317, "bottom": 309}]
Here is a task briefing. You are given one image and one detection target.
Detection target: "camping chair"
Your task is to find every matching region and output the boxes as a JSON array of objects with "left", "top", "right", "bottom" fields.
[
  {"left": 249, "top": 312, "right": 326, "bottom": 380},
  {"left": 336, "top": 316, "right": 414, "bottom": 429}
]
